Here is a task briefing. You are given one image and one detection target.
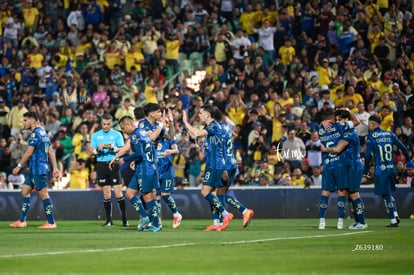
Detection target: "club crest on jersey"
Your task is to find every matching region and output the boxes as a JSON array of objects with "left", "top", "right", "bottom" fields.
[{"left": 157, "top": 143, "right": 162, "bottom": 150}]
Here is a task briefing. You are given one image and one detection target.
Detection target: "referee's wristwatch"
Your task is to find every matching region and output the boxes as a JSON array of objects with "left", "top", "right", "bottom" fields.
[{"left": 17, "top": 163, "right": 22, "bottom": 168}]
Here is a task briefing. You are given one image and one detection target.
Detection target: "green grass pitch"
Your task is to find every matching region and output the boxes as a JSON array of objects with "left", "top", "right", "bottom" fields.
[{"left": 1, "top": 218, "right": 413, "bottom": 274}]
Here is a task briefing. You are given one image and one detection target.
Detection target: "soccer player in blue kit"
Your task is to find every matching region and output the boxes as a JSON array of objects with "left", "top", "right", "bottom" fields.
[
  {"left": 137, "top": 103, "right": 169, "bottom": 143},
  {"left": 322, "top": 110, "right": 367, "bottom": 229},
  {"left": 363, "top": 114, "right": 414, "bottom": 227},
  {"left": 10, "top": 111, "right": 60, "bottom": 229},
  {"left": 182, "top": 104, "right": 232, "bottom": 231},
  {"left": 114, "top": 115, "right": 161, "bottom": 232},
  {"left": 137, "top": 103, "right": 181, "bottom": 228},
  {"left": 110, "top": 108, "right": 151, "bottom": 231},
  {"left": 155, "top": 127, "right": 183, "bottom": 229},
  {"left": 213, "top": 107, "right": 255, "bottom": 228},
  {"left": 318, "top": 108, "right": 352, "bottom": 230}
]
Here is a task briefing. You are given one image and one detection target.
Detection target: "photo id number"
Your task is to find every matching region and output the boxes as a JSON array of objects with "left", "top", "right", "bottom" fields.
[{"left": 352, "top": 244, "right": 383, "bottom": 251}]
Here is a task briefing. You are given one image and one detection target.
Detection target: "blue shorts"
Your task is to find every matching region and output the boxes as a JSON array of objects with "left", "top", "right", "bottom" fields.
[
  {"left": 141, "top": 173, "right": 159, "bottom": 194},
  {"left": 222, "top": 168, "right": 238, "bottom": 187},
  {"left": 24, "top": 173, "right": 48, "bottom": 191},
  {"left": 347, "top": 167, "right": 363, "bottom": 192},
  {"left": 127, "top": 173, "right": 142, "bottom": 191},
  {"left": 203, "top": 168, "right": 225, "bottom": 188},
  {"left": 157, "top": 177, "right": 175, "bottom": 195},
  {"left": 322, "top": 167, "right": 348, "bottom": 192},
  {"left": 374, "top": 172, "right": 396, "bottom": 195}
]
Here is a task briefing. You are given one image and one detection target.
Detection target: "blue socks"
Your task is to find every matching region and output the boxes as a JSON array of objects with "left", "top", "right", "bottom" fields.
[
  {"left": 383, "top": 195, "right": 397, "bottom": 220},
  {"left": 129, "top": 196, "right": 148, "bottom": 218},
  {"left": 205, "top": 193, "right": 225, "bottom": 213},
  {"left": 337, "top": 196, "right": 346, "bottom": 219},
  {"left": 146, "top": 199, "right": 159, "bottom": 227},
  {"left": 352, "top": 197, "right": 366, "bottom": 224},
  {"left": 225, "top": 194, "right": 247, "bottom": 213},
  {"left": 42, "top": 198, "right": 55, "bottom": 224},
  {"left": 19, "top": 197, "right": 31, "bottom": 222},
  {"left": 162, "top": 195, "right": 178, "bottom": 214},
  {"left": 319, "top": 195, "right": 329, "bottom": 219}
]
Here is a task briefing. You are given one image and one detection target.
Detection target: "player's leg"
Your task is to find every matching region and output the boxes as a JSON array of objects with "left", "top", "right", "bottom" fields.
[
  {"left": 383, "top": 194, "right": 398, "bottom": 227},
  {"left": 125, "top": 180, "right": 150, "bottom": 231},
  {"left": 348, "top": 168, "right": 367, "bottom": 229},
  {"left": 348, "top": 192, "right": 367, "bottom": 229},
  {"left": 37, "top": 175, "right": 57, "bottom": 228},
  {"left": 201, "top": 169, "right": 226, "bottom": 231},
  {"left": 10, "top": 179, "right": 33, "bottom": 228},
  {"left": 202, "top": 170, "right": 233, "bottom": 232},
  {"left": 141, "top": 174, "right": 161, "bottom": 231},
  {"left": 336, "top": 167, "right": 349, "bottom": 229},
  {"left": 201, "top": 170, "right": 226, "bottom": 214},
  {"left": 160, "top": 177, "right": 182, "bottom": 228},
  {"left": 224, "top": 168, "right": 254, "bottom": 227},
  {"left": 375, "top": 173, "right": 398, "bottom": 227},
  {"left": 337, "top": 189, "right": 346, "bottom": 229},
  {"left": 319, "top": 168, "right": 334, "bottom": 229},
  {"left": 156, "top": 186, "right": 162, "bottom": 228}
]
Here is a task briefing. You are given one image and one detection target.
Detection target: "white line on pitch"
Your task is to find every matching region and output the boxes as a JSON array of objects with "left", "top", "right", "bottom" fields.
[
  {"left": 0, "top": 243, "right": 196, "bottom": 258},
  {"left": 0, "top": 231, "right": 371, "bottom": 258},
  {"left": 221, "top": 231, "right": 372, "bottom": 245}
]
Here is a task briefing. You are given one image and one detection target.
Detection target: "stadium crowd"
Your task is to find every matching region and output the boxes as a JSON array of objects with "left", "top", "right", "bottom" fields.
[{"left": 0, "top": 0, "right": 413, "bottom": 190}]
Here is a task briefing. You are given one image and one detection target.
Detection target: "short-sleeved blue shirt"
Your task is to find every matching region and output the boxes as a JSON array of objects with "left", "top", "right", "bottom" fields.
[{"left": 28, "top": 127, "right": 51, "bottom": 175}]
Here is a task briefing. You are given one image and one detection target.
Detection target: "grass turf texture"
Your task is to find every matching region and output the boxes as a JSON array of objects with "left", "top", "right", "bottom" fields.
[{"left": 1, "top": 219, "right": 413, "bottom": 274}]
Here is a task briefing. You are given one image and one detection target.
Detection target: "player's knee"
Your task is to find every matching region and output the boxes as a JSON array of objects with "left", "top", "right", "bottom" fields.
[
  {"left": 319, "top": 202, "right": 328, "bottom": 209},
  {"left": 348, "top": 191, "right": 359, "bottom": 200}
]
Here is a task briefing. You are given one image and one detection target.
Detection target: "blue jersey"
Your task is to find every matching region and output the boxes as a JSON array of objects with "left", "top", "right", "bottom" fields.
[
  {"left": 124, "top": 127, "right": 157, "bottom": 176},
  {"left": 203, "top": 120, "right": 225, "bottom": 170},
  {"left": 342, "top": 127, "right": 363, "bottom": 171},
  {"left": 156, "top": 136, "right": 176, "bottom": 179},
  {"left": 90, "top": 129, "right": 124, "bottom": 162},
  {"left": 137, "top": 118, "right": 166, "bottom": 144},
  {"left": 365, "top": 128, "right": 410, "bottom": 175},
  {"left": 318, "top": 123, "right": 347, "bottom": 169},
  {"left": 220, "top": 122, "right": 237, "bottom": 170},
  {"left": 28, "top": 127, "right": 51, "bottom": 175}
]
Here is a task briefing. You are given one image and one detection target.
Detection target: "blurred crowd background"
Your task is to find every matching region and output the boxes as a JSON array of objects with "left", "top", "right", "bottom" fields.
[{"left": 0, "top": 0, "right": 413, "bottom": 190}]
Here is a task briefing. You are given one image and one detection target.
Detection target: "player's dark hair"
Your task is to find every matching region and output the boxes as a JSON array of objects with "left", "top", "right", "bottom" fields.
[
  {"left": 321, "top": 108, "right": 335, "bottom": 120},
  {"left": 144, "top": 103, "right": 160, "bottom": 116},
  {"left": 211, "top": 106, "right": 223, "bottom": 121},
  {"left": 368, "top": 114, "right": 382, "bottom": 124},
  {"left": 101, "top": 113, "right": 113, "bottom": 121},
  {"left": 119, "top": 116, "right": 134, "bottom": 124},
  {"left": 134, "top": 107, "right": 145, "bottom": 120},
  {"left": 335, "top": 109, "right": 350, "bottom": 120},
  {"left": 23, "top": 111, "right": 39, "bottom": 121},
  {"left": 201, "top": 104, "right": 216, "bottom": 116}
]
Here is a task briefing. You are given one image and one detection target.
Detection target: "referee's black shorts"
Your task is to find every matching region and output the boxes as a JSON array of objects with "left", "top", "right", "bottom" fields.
[{"left": 95, "top": 161, "right": 121, "bottom": 187}]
